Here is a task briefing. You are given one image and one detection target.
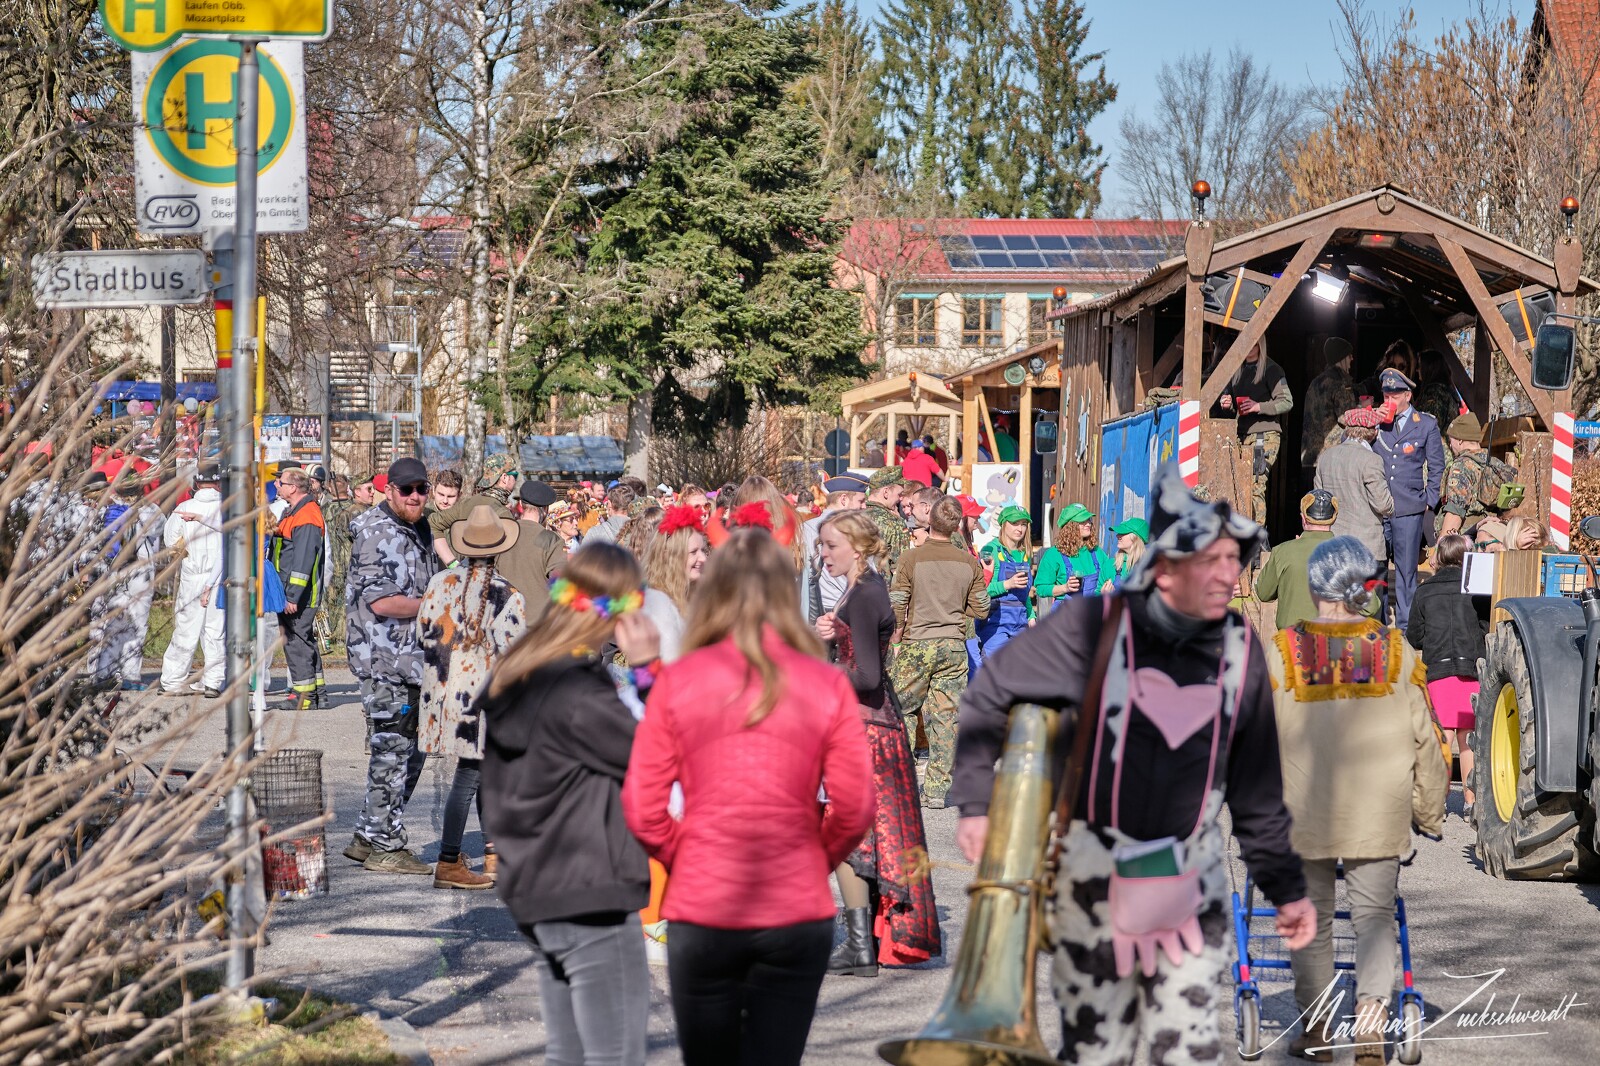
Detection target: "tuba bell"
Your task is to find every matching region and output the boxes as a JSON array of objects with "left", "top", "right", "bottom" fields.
[{"left": 878, "top": 703, "right": 1058, "bottom": 1066}]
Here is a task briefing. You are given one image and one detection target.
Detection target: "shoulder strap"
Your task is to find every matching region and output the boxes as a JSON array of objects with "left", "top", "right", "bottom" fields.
[{"left": 1047, "top": 595, "right": 1125, "bottom": 860}]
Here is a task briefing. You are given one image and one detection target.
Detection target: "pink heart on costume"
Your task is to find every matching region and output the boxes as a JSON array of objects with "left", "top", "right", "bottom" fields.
[{"left": 1131, "top": 668, "right": 1221, "bottom": 749}]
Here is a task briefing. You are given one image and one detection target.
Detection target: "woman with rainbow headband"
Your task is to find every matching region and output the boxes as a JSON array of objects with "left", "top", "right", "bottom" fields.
[{"left": 477, "top": 542, "right": 661, "bottom": 1066}]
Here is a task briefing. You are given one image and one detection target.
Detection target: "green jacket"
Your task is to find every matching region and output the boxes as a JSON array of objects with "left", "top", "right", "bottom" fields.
[{"left": 1256, "top": 530, "right": 1335, "bottom": 631}]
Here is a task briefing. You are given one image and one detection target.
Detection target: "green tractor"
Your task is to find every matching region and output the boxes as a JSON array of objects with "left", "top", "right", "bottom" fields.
[
  {"left": 1472, "top": 542, "right": 1600, "bottom": 879},
  {"left": 1468, "top": 313, "right": 1593, "bottom": 879}
]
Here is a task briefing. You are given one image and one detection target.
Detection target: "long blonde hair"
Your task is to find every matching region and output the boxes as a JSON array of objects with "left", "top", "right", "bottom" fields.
[
  {"left": 818, "top": 510, "right": 886, "bottom": 579},
  {"left": 731, "top": 475, "right": 803, "bottom": 568},
  {"left": 645, "top": 525, "right": 704, "bottom": 610},
  {"left": 487, "top": 543, "right": 643, "bottom": 698},
  {"left": 682, "top": 528, "right": 825, "bottom": 725}
]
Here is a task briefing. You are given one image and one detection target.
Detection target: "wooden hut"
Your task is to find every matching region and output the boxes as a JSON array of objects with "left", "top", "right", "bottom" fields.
[
  {"left": 838, "top": 371, "right": 963, "bottom": 469},
  {"left": 1051, "top": 184, "right": 1598, "bottom": 539},
  {"left": 947, "top": 339, "right": 1063, "bottom": 533}
]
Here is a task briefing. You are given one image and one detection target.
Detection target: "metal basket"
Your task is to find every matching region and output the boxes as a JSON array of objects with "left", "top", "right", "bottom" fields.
[{"left": 255, "top": 749, "right": 328, "bottom": 900}]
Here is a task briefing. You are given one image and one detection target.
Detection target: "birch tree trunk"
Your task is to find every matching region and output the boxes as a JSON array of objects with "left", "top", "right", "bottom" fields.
[
  {"left": 624, "top": 391, "right": 652, "bottom": 479},
  {"left": 463, "top": 0, "right": 493, "bottom": 481}
]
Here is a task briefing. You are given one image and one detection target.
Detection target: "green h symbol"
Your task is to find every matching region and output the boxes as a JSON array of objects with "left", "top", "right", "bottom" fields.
[
  {"left": 184, "top": 71, "right": 237, "bottom": 150},
  {"left": 123, "top": 0, "right": 166, "bottom": 33}
]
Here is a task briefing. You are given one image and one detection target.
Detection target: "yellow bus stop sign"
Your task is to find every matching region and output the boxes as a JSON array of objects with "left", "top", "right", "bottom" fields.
[{"left": 100, "top": 0, "right": 332, "bottom": 52}]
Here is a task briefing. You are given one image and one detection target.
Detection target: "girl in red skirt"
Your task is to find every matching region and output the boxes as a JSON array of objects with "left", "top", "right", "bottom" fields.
[
  {"left": 1408, "top": 533, "right": 1491, "bottom": 816},
  {"left": 814, "top": 510, "right": 941, "bottom": 973}
]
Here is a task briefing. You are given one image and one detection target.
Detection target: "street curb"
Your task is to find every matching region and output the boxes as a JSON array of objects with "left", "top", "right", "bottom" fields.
[{"left": 363, "top": 1009, "right": 433, "bottom": 1065}]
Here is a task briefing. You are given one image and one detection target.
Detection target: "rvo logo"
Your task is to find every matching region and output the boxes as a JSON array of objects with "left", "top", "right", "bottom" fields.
[{"left": 143, "top": 196, "right": 199, "bottom": 228}]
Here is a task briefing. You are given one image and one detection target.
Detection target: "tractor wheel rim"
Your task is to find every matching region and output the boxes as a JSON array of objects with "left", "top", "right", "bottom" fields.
[{"left": 1491, "top": 682, "right": 1520, "bottom": 824}]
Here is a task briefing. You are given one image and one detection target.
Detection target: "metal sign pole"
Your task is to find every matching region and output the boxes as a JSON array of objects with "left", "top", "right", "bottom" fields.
[{"left": 224, "top": 37, "right": 263, "bottom": 992}]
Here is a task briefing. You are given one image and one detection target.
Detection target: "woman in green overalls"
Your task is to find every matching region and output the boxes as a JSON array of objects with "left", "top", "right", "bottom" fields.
[
  {"left": 1033, "top": 503, "right": 1115, "bottom": 613},
  {"left": 973, "top": 505, "right": 1034, "bottom": 667}
]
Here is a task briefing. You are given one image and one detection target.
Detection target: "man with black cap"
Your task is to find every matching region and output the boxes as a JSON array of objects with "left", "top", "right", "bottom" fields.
[
  {"left": 345, "top": 456, "right": 439, "bottom": 875},
  {"left": 1375, "top": 368, "right": 1444, "bottom": 629},
  {"left": 800, "top": 470, "right": 869, "bottom": 624},
  {"left": 1257, "top": 490, "right": 1341, "bottom": 631},
  {"left": 950, "top": 463, "right": 1313, "bottom": 1065},
  {"left": 431, "top": 453, "right": 517, "bottom": 566},
  {"left": 494, "top": 478, "right": 568, "bottom": 615}
]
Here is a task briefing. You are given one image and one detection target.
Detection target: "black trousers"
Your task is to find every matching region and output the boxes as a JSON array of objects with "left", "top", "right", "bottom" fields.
[
  {"left": 667, "top": 919, "right": 833, "bottom": 1066},
  {"left": 277, "top": 608, "right": 319, "bottom": 694}
]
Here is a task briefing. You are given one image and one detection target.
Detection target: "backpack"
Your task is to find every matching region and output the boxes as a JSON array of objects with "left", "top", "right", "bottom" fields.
[
  {"left": 1466, "top": 452, "right": 1522, "bottom": 512},
  {"left": 103, "top": 502, "right": 131, "bottom": 560}
]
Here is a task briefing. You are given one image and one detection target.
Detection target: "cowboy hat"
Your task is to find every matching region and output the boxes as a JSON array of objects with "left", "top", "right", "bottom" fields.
[{"left": 449, "top": 504, "right": 521, "bottom": 559}]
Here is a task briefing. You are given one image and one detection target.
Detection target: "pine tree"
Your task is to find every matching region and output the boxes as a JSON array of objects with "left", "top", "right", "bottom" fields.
[
  {"left": 1021, "top": 0, "right": 1116, "bottom": 217},
  {"left": 876, "top": 0, "right": 961, "bottom": 200},
  {"left": 508, "top": 2, "right": 867, "bottom": 450},
  {"left": 798, "top": 0, "right": 881, "bottom": 180},
  {"left": 951, "top": 0, "right": 1025, "bottom": 215}
]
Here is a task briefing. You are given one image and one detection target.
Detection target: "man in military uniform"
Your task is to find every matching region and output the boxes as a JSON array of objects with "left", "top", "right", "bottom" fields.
[
  {"left": 1376, "top": 368, "right": 1444, "bottom": 630},
  {"left": 344, "top": 457, "right": 439, "bottom": 875},
  {"left": 887, "top": 497, "right": 990, "bottom": 808},
  {"left": 864, "top": 466, "right": 910, "bottom": 579},
  {"left": 320, "top": 474, "right": 359, "bottom": 652},
  {"left": 1436, "top": 412, "right": 1511, "bottom": 538},
  {"left": 1300, "top": 337, "right": 1357, "bottom": 491},
  {"left": 431, "top": 453, "right": 517, "bottom": 566}
]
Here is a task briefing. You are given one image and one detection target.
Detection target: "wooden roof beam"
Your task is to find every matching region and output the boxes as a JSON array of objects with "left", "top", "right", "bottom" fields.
[
  {"left": 1199, "top": 236, "right": 1328, "bottom": 410},
  {"left": 1437, "top": 235, "right": 1554, "bottom": 428}
]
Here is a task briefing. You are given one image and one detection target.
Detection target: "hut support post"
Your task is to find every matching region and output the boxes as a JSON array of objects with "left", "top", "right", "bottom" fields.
[
  {"left": 1181, "top": 221, "right": 1215, "bottom": 401},
  {"left": 962, "top": 383, "right": 978, "bottom": 489},
  {"left": 886, "top": 412, "right": 896, "bottom": 465},
  {"left": 1134, "top": 311, "right": 1155, "bottom": 405},
  {"left": 848, "top": 413, "right": 861, "bottom": 468},
  {"left": 1555, "top": 232, "right": 1582, "bottom": 414},
  {"left": 1019, "top": 385, "right": 1033, "bottom": 506},
  {"left": 1437, "top": 236, "right": 1554, "bottom": 428},
  {"left": 1473, "top": 321, "right": 1493, "bottom": 416},
  {"left": 1198, "top": 237, "right": 1326, "bottom": 410}
]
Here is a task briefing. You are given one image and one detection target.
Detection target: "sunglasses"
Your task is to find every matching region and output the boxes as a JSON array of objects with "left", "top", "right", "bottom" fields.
[{"left": 395, "top": 482, "right": 430, "bottom": 497}]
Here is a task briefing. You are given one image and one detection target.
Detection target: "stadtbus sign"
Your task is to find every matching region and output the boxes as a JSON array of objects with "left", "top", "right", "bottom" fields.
[
  {"left": 99, "top": 0, "right": 332, "bottom": 52},
  {"left": 32, "top": 249, "right": 208, "bottom": 308}
]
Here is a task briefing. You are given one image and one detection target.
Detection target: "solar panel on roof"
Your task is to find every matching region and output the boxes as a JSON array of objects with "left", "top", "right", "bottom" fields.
[
  {"left": 970, "top": 234, "right": 1005, "bottom": 249},
  {"left": 1011, "top": 253, "right": 1044, "bottom": 267},
  {"left": 1000, "top": 235, "right": 1037, "bottom": 250},
  {"left": 978, "top": 253, "right": 1012, "bottom": 268},
  {"left": 934, "top": 232, "right": 1168, "bottom": 272},
  {"left": 1034, "top": 235, "right": 1067, "bottom": 249}
]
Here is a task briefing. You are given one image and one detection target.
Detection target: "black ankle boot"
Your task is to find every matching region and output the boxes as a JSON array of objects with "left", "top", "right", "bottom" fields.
[{"left": 827, "top": 907, "right": 878, "bottom": 977}]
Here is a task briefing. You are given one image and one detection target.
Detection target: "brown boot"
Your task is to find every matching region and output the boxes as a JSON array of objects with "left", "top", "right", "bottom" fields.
[
  {"left": 483, "top": 846, "right": 497, "bottom": 882},
  {"left": 433, "top": 856, "right": 494, "bottom": 890},
  {"left": 1353, "top": 998, "right": 1388, "bottom": 1066},
  {"left": 1288, "top": 1028, "right": 1332, "bottom": 1062}
]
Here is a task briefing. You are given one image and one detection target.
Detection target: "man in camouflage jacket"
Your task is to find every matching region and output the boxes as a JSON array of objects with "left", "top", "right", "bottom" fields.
[
  {"left": 1435, "top": 412, "right": 1513, "bottom": 538},
  {"left": 864, "top": 466, "right": 911, "bottom": 579},
  {"left": 344, "top": 457, "right": 438, "bottom": 875}
]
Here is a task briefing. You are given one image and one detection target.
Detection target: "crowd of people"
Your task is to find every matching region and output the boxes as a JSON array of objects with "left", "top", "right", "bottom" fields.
[{"left": 38, "top": 383, "right": 1555, "bottom": 1065}]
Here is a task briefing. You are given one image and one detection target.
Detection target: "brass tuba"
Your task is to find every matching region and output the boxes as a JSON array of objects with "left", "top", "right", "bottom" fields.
[{"left": 878, "top": 703, "right": 1059, "bottom": 1066}]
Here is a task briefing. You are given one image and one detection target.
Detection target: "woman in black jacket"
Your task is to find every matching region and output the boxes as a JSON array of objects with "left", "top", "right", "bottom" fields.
[
  {"left": 477, "top": 543, "right": 661, "bottom": 1066},
  {"left": 1407, "top": 533, "right": 1490, "bottom": 816}
]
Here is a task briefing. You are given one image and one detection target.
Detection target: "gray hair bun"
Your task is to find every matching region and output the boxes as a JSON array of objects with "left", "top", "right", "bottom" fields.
[{"left": 1306, "top": 535, "right": 1380, "bottom": 614}]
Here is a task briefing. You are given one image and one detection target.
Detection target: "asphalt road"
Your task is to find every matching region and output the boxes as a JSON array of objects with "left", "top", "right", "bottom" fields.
[{"left": 157, "top": 667, "right": 1600, "bottom": 1065}]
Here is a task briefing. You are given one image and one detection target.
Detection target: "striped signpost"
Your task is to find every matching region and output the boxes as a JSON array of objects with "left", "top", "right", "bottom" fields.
[
  {"left": 1178, "top": 400, "right": 1201, "bottom": 488},
  {"left": 1552, "top": 411, "right": 1575, "bottom": 550}
]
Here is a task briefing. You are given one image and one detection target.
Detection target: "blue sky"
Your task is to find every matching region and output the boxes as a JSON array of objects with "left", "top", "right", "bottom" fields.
[{"left": 852, "top": 0, "right": 1535, "bottom": 211}]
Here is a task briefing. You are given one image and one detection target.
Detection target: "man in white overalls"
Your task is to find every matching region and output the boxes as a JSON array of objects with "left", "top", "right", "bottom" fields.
[{"left": 950, "top": 464, "right": 1316, "bottom": 1065}]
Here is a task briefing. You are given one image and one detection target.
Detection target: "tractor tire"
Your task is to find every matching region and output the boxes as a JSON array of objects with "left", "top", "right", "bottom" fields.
[{"left": 1472, "top": 622, "right": 1600, "bottom": 880}]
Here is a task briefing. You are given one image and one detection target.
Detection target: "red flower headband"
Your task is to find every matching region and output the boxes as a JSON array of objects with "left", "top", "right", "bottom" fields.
[
  {"left": 659, "top": 504, "right": 706, "bottom": 538},
  {"left": 729, "top": 502, "right": 775, "bottom": 532}
]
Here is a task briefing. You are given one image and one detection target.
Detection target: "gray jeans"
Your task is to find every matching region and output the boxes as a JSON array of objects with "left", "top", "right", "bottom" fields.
[
  {"left": 1291, "top": 856, "right": 1400, "bottom": 1023},
  {"left": 524, "top": 912, "right": 649, "bottom": 1066}
]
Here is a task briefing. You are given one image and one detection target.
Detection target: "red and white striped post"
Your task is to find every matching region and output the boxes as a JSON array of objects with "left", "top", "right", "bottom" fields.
[
  {"left": 1178, "top": 400, "right": 1201, "bottom": 488},
  {"left": 1552, "top": 411, "right": 1575, "bottom": 550}
]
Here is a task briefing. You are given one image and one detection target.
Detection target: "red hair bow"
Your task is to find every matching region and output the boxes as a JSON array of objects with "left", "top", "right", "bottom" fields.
[
  {"left": 1364, "top": 577, "right": 1387, "bottom": 592},
  {"left": 729, "top": 502, "right": 775, "bottom": 532},
  {"left": 658, "top": 504, "right": 706, "bottom": 538}
]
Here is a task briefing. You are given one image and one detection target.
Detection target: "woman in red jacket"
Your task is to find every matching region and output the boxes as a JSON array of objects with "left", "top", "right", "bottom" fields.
[{"left": 623, "top": 528, "right": 875, "bottom": 1066}]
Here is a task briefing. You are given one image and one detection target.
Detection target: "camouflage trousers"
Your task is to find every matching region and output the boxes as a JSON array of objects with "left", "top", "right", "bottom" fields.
[
  {"left": 886, "top": 637, "right": 968, "bottom": 804},
  {"left": 1047, "top": 815, "right": 1231, "bottom": 1065},
  {"left": 1245, "top": 430, "right": 1282, "bottom": 528},
  {"left": 354, "top": 678, "right": 427, "bottom": 852}
]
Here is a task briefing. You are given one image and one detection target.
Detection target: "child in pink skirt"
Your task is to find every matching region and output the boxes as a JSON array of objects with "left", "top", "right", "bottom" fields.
[{"left": 1407, "top": 534, "right": 1491, "bottom": 815}]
